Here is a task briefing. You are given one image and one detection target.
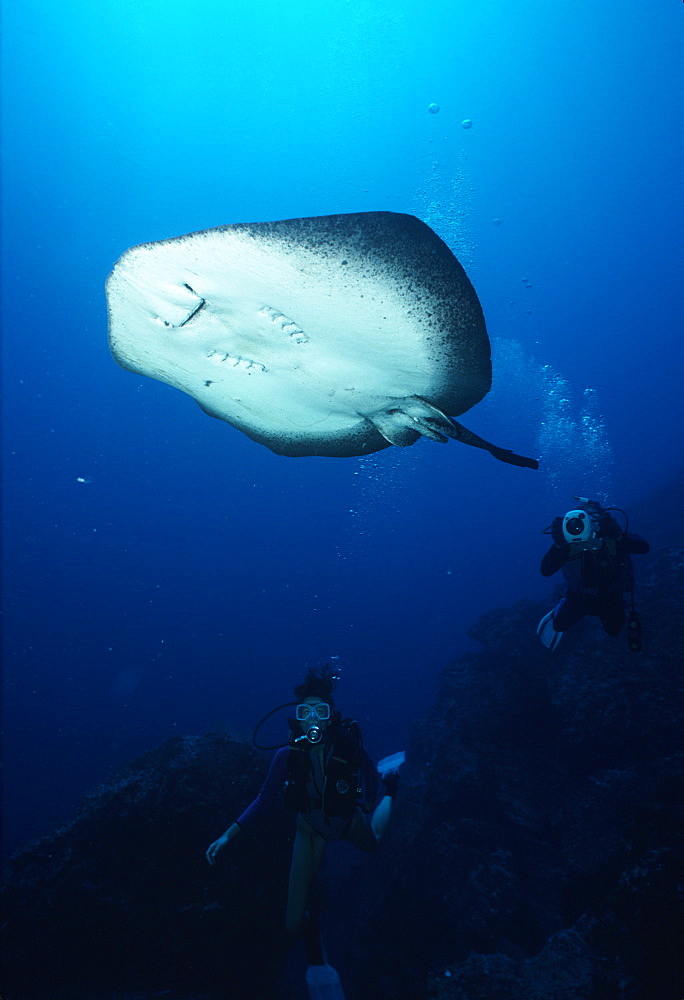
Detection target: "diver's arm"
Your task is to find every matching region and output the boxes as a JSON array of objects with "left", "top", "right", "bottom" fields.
[
  {"left": 235, "top": 747, "right": 289, "bottom": 829},
  {"left": 624, "top": 533, "right": 650, "bottom": 555},
  {"left": 205, "top": 747, "right": 290, "bottom": 864},
  {"left": 206, "top": 822, "right": 241, "bottom": 864},
  {"left": 541, "top": 517, "right": 567, "bottom": 576},
  {"left": 360, "top": 746, "right": 379, "bottom": 811},
  {"left": 541, "top": 543, "right": 567, "bottom": 577}
]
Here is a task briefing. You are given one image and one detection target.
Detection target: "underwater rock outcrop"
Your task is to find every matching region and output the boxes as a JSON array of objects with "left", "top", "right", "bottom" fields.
[
  {"left": 4, "top": 476, "right": 683, "bottom": 1000},
  {"left": 336, "top": 543, "right": 684, "bottom": 999},
  {"left": 1, "top": 733, "right": 293, "bottom": 999}
]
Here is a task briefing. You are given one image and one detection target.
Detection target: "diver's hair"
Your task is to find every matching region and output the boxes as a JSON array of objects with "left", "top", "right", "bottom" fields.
[{"left": 294, "top": 663, "right": 337, "bottom": 703}]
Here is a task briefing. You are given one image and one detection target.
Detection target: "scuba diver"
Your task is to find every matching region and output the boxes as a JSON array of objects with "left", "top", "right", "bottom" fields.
[
  {"left": 537, "top": 498, "right": 649, "bottom": 650},
  {"left": 206, "top": 663, "right": 402, "bottom": 954}
]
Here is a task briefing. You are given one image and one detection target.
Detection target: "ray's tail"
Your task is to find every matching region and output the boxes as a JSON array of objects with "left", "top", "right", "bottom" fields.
[{"left": 447, "top": 418, "right": 539, "bottom": 469}]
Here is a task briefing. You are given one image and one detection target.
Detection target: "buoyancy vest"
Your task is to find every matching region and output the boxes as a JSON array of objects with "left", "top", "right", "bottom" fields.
[
  {"left": 562, "top": 538, "right": 633, "bottom": 594},
  {"left": 283, "top": 719, "right": 364, "bottom": 819}
]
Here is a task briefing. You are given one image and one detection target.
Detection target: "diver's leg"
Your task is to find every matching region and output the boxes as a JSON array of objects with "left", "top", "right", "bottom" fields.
[
  {"left": 344, "top": 809, "right": 380, "bottom": 853},
  {"left": 370, "top": 795, "right": 393, "bottom": 841},
  {"left": 600, "top": 593, "right": 626, "bottom": 636},
  {"left": 345, "top": 797, "right": 394, "bottom": 852},
  {"left": 285, "top": 814, "right": 326, "bottom": 936},
  {"left": 552, "top": 592, "right": 587, "bottom": 631}
]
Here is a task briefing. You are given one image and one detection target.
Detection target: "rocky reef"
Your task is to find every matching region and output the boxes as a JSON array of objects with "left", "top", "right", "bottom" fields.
[
  {"left": 334, "top": 543, "right": 684, "bottom": 999},
  {"left": 1, "top": 734, "right": 294, "bottom": 999},
  {"left": 3, "top": 478, "right": 683, "bottom": 1000}
]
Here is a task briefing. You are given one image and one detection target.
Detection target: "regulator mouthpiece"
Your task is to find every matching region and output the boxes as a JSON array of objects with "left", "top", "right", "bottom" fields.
[{"left": 294, "top": 725, "right": 323, "bottom": 744}]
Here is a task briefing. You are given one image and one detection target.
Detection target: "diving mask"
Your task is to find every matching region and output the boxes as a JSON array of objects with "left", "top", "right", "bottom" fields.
[{"left": 295, "top": 702, "right": 331, "bottom": 722}]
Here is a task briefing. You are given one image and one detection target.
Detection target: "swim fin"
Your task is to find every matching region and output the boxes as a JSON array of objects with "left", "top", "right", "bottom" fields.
[
  {"left": 305, "top": 961, "right": 346, "bottom": 999},
  {"left": 303, "top": 913, "right": 346, "bottom": 998},
  {"left": 537, "top": 609, "right": 563, "bottom": 650},
  {"left": 377, "top": 751, "right": 405, "bottom": 777}
]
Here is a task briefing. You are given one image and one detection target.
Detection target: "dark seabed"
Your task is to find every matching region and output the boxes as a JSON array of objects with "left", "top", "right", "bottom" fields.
[{"left": 2, "top": 0, "right": 682, "bottom": 998}]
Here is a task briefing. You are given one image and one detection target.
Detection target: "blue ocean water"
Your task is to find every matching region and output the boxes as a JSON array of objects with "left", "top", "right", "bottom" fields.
[{"left": 1, "top": 0, "right": 682, "bottom": 864}]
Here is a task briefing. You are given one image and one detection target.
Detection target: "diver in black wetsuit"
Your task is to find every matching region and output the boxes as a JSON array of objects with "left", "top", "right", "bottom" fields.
[{"left": 538, "top": 499, "right": 649, "bottom": 647}]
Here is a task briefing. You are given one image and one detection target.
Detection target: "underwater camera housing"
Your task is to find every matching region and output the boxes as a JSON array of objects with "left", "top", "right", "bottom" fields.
[
  {"left": 562, "top": 509, "right": 594, "bottom": 543},
  {"left": 562, "top": 497, "right": 604, "bottom": 548}
]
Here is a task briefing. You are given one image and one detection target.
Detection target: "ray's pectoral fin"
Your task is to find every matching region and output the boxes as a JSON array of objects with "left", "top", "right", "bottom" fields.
[{"left": 367, "top": 397, "right": 539, "bottom": 469}]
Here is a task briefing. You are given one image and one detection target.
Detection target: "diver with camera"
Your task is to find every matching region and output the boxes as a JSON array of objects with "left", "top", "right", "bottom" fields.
[{"left": 537, "top": 498, "right": 649, "bottom": 650}]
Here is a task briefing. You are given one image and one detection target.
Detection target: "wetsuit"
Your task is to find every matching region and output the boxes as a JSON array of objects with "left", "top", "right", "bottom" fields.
[
  {"left": 237, "top": 741, "right": 379, "bottom": 849},
  {"left": 541, "top": 531, "right": 649, "bottom": 636}
]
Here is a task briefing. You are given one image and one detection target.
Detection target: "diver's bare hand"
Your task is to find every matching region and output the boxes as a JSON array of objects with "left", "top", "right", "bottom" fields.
[{"left": 206, "top": 834, "right": 229, "bottom": 865}]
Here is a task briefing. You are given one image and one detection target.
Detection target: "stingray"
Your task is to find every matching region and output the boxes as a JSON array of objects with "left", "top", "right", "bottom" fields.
[{"left": 106, "top": 211, "right": 537, "bottom": 468}]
